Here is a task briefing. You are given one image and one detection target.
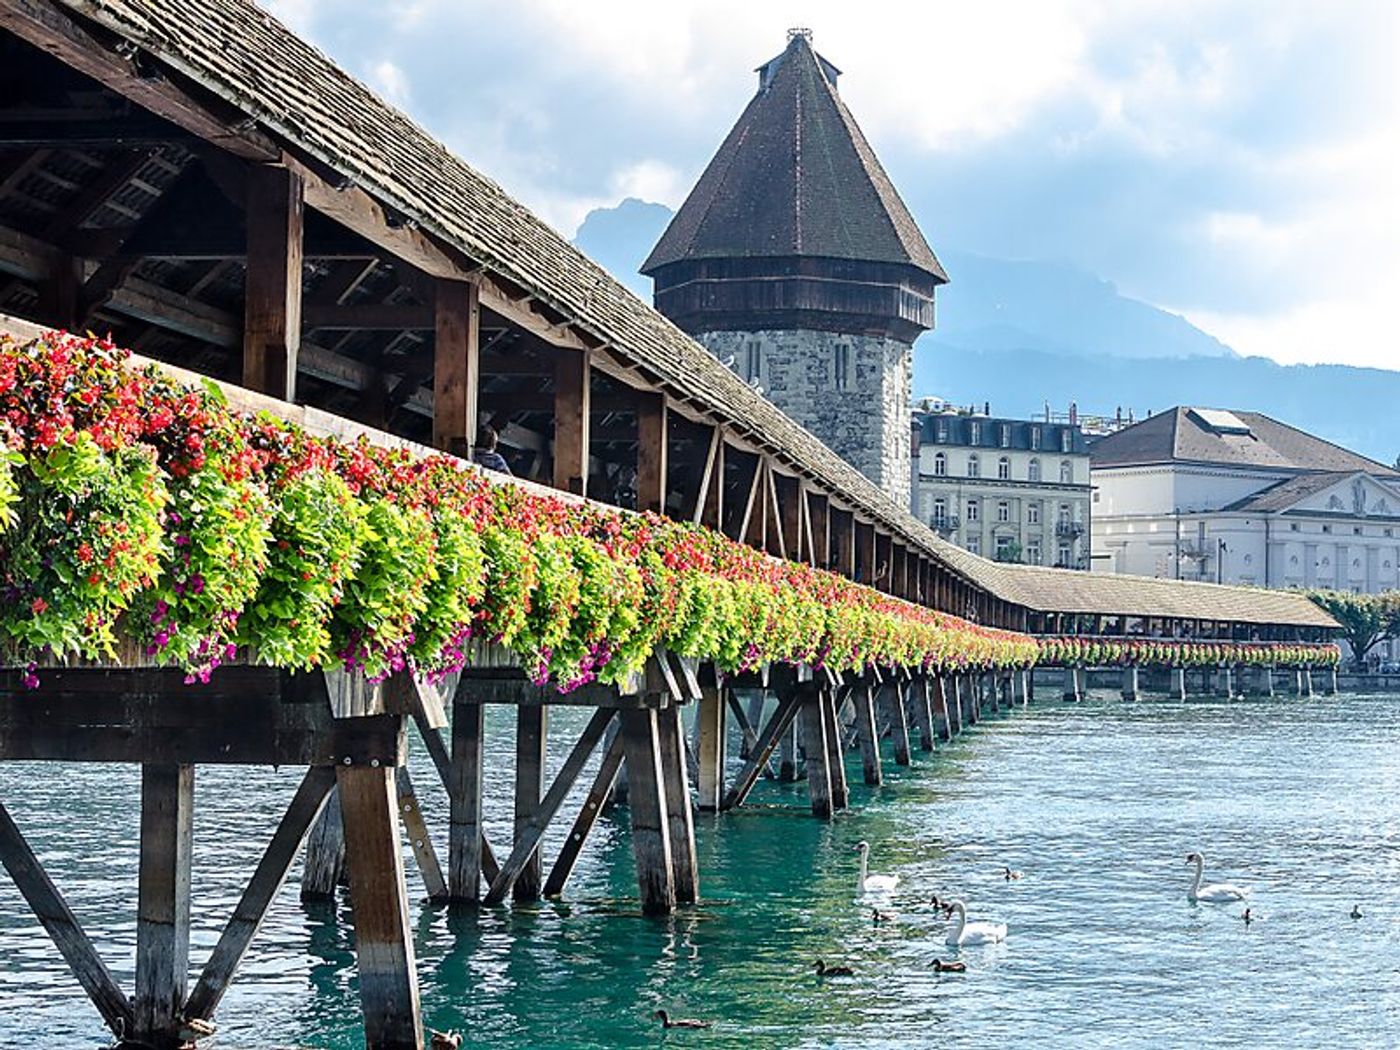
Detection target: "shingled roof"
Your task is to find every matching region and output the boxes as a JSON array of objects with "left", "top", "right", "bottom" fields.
[
  {"left": 640, "top": 32, "right": 946, "bottom": 280},
  {"left": 1091, "top": 407, "right": 1398, "bottom": 475}
]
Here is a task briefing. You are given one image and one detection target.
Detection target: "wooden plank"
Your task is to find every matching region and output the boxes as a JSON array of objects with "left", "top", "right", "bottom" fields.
[
  {"left": 395, "top": 768, "right": 447, "bottom": 902},
  {"left": 542, "top": 733, "right": 624, "bottom": 898},
  {"left": 337, "top": 764, "right": 424, "bottom": 1050},
  {"left": 186, "top": 766, "right": 335, "bottom": 1021},
  {"left": 932, "top": 676, "right": 952, "bottom": 741},
  {"left": 695, "top": 683, "right": 726, "bottom": 811},
  {"left": 737, "top": 457, "right": 764, "bottom": 546},
  {"left": 636, "top": 391, "right": 668, "bottom": 514},
  {"left": 432, "top": 279, "right": 480, "bottom": 457},
  {"left": 243, "top": 164, "right": 304, "bottom": 399},
  {"left": 448, "top": 700, "right": 485, "bottom": 902},
  {"left": 656, "top": 705, "right": 699, "bottom": 903},
  {"left": 693, "top": 426, "right": 723, "bottom": 527},
  {"left": 133, "top": 764, "right": 195, "bottom": 1047},
  {"left": 511, "top": 706, "right": 549, "bottom": 901},
  {"left": 0, "top": 800, "right": 134, "bottom": 1036},
  {"left": 483, "top": 708, "right": 612, "bottom": 905},
  {"left": 720, "top": 692, "right": 802, "bottom": 810},
  {"left": 854, "top": 682, "right": 882, "bottom": 786},
  {"left": 820, "top": 686, "right": 849, "bottom": 810},
  {"left": 553, "top": 350, "right": 590, "bottom": 495},
  {"left": 912, "top": 676, "right": 936, "bottom": 752},
  {"left": 798, "top": 688, "right": 832, "bottom": 820},
  {"left": 300, "top": 786, "right": 345, "bottom": 901},
  {"left": 618, "top": 708, "right": 675, "bottom": 915},
  {"left": 765, "top": 466, "right": 787, "bottom": 560}
]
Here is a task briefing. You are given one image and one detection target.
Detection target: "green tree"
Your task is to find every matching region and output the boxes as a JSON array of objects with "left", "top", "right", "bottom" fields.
[
  {"left": 994, "top": 540, "right": 1024, "bottom": 564},
  {"left": 1306, "top": 589, "right": 1400, "bottom": 669}
]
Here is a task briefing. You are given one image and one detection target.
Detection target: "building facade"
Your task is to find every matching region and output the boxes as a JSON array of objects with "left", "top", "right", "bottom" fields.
[
  {"left": 1091, "top": 407, "right": 1400, "bottom": 595},
  {"left": 912, "top": 407, "right": 1092, "bottom": 568},
  {"left": 642, "top": 30, "right": 947, "bottom": 508}
]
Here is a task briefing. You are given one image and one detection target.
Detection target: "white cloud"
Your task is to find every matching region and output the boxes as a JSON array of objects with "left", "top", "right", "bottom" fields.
[{"left": 368, "top": 60, "right": 411, "bottom": 107}]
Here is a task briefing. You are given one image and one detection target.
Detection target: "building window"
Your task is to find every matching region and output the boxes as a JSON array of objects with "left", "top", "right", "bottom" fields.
[
  {"left": 997, "top": 500, "right": 1010, "bottom": 523},
  {"left": 999, "top": 424, "right": 1011, "bottom": 448},
  {"left": 995, "top": 535, "right": 1014, "bottom": 560},
  {"left": 744, "top": 341, "right": 762, "bottom": 382},
  {"left": 1058, "top": 543, "right": 1072, "bottom": 567},
  {"left": 967, "top": 536, "right": 981, "bottom": 556},
  {"left": 1028, "top": 458, "right": 1041, "bottom": 482},
  {"left": 1322, "top": 524, "right": 1332, "bottom": 534},
  {"left": 1060, "top": 429, "right": 1073, "bottom": 453},
  {"left": 1059, "top": 460, "right": 1073, "bottom": 484},
  {"left": 932, "top": 498, "right": 947, "bottom": 526},
  {"left": 967, "top": 454, "right": 980, "bottom": 478},
  {"left": 966, "top": 499, "right": 980, "bottom": 523},
  {"left": 969, "top": 422, "right": 981, "bottom": 445},
  {"left": 1290, "top": 522, "right": 1300, "bottom": 532},
  {"left": 1354, "top": 526, "right": 1364, "bottom": 536},
  {"left": 1028, "top": 502, "right": 1041, "bottom": 525},
  {"left": 997, "top": 456, "right": 1011, "bottom": 480},
  {"left": 1387, "top": 528, "right": 1395, "bottom": 538},
  {"left": 936, "top": 419, "right": 949, "bottom": 442},
  {"left": 833, "top": 343, "right": 850, "bottom": 391},
  {"left": 1030, "top": 427, "right": 1042, "bottom": 451},
  {"left": 933, "top": 452, "right": 947, "bottom": 477},
  {"left": 1058, "top": 503, "right": 1071, "bottom": 525},
  {"left": 1027, "top": 538, "right": 1042, "bottom": 564}
]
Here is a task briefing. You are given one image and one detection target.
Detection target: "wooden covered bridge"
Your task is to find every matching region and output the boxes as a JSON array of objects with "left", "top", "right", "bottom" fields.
[{"left": 0, "top": 2, "right": 1337, "bottom": 1047}]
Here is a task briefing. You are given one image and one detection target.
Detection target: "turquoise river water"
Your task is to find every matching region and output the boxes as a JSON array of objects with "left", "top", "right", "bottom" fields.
[{"left": 2, "top": 689, "right": 1399, "bottom": 1048}]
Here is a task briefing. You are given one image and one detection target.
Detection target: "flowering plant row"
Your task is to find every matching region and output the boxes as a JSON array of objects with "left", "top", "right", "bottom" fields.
[
  {"left": 1036, "top": 636, "right": 1340, "bottom": 669},
  {"left": 0, "top": 332, "right": 1039, "bottom": 689}
]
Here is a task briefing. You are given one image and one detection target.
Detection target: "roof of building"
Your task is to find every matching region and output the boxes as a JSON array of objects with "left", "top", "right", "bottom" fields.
[
  {"left": 1090, "top": 407, "right": 1398, "bottom": 475},
  {"left": 914, "top": 411, "right": 1087, "bottom": 455},
  {"left": 640, "top": 33, "right": 946, "bottom": 280},
  {"left": 927, "top": 536, "right": 1337, "bottom": 629},
  {"left": 1222, "top": 472, "right": 1357, "bottom": 514}
]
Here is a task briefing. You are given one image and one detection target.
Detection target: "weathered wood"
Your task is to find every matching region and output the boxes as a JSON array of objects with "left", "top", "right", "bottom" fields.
[
  {"left": 636, "top": 392, "right": 668, "bottom": 514},
  {"left": 695, "top": 427, "right": 723, "bottom": 528},
  {"left": 553, "top": 349, "right": 590, "bottom": 495},
  {"left": 820, "top": 686, "right": 849, "bottom": 810},
  {"left": 484, "top": 708, "right": 612, "bottom": 905},
  {"left": 656, "top": 705, "right": 699, "bottom": 903},
  {"left": 0, "top": 800, "right": 134, "bottom": 1036},
  {"left": 134, "top": 763, "right": 195, "bottom": 1048},
  {"left": 912, "top": 676, "right": 936, "bottom": 751},
  {"left": 798, "top": 688, "right": 833, "bottom": 819},
  {"left": 543, "top": 733, "right": 625, "bottom": 898},
  {"left": 735, "top": 690, "right": 764, "bottom": 760},
  {"left": 447, "top": 700, "right": 486, "bottom": 902},
  {"left": 777, "top": 717, "right": 799, "bottom": 782},
  {"left": 187, "top": 766, "right": 335, "bottom": 1021},
  {"left": 619, "top": 708, "right": 676, "bottom": 915},
  {"left": 721, "top": 692, "right": 802, "bottom": 809},
  {"left": 395, "top": 768, "right": 447, "bottom": 902},
  {"left": 853, "top": 682, "right": 882, "bottom": 785},
  {"left": 243, "top": 164, "right": 303, "bottom": 399},
  {"left": 881, "top": 682, "right": 911, "bottom": 766},
  {"left": 695, "top": 682, "right": 726, "bottom": 811},
  {"left": 337, "top": 764, "right": 424, "bottom": 1050},
  {"left": 300, "top": 785, "right": 346, "bottom": 901},
  {"left": 433, "top": 278, "right": 480, "bottom": 456},
  {"left": 932, "top": 676, "right": 952, "bottom": 740},
  {"left": 512, "top": 706, "right": 549, "bottom": 901}
]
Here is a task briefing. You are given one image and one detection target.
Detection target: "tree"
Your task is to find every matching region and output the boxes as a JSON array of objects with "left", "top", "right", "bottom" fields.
[
  {"left": 995, "top": 540, "right": 1024, "bottom": 564},
  {"left": 1305, "top": 590, "right": 1400, "bottom": 670}
]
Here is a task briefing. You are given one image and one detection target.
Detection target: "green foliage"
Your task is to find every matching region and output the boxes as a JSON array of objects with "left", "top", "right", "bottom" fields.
[
  {"left": 410, "top": 511, "right": 487, "bottom": 675},
  {"left": 0, "top": 441, "right": 19, "bottom": 533},
  {"left": 1305, "top": 589, "right": 1400, "bottom": 668}
]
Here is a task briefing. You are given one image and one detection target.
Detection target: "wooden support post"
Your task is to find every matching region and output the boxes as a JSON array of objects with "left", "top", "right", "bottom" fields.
[
  {"left": 0, "top": 801, "right": 134, "bottom": 1038},
  {"left": 134, "top": 764, "right": 195, "bottom": 1048},
  {"left": 722, "top": 693, "right": 803, "bottom": 809},
  {"left": 1121, "top": 667, "right": 1140, "bottom": 701},
  {"left": 38, "top": 253, "right": 81, "bottom": 329},
  {"left": 1263, "top": 666, "right": 1275, "bottom": 697},
  {"left": 798, "top": 685, "right": 833, "bottom": 819},
  {"left": 932, "top": 676, "right": 952, "bottom": 739},
  {"left": 553, "top": 350, "right": 590, "bottom": 495},
  {"left": 512, "top": 705, "right": 548, "bottom": 902},
  {"left": 1171, "top": 666, "right": 1187, "bottom": 700},
  {"left": 1021, "top": 669, "right": 1031, "bottom": 705},
  {"left": 395, "top": 768, "right": 447, "bottom": 902},
  {"left": 187, "top": 766, "right": 335, "bottom": 1022},
  {"left": 912, "top": 676, "right": 936, "bottom": 751},
  {"left": 854, "top": 682, "right": 882, "bottom": 785},
  {"left": 619, "top": 708, "right": 676, "bottom": 915},
  {"left": 742, "top": 692, "right": 766, "bottom": 759},
  {"left": 1062, "top": 667, "right": 1081, "bottom": 702},
  {"left": 301, "top": 785, "right": 345, "bottom": 900},
  {"left": 820, "top": 686, "right": 849, "bottom": 810},
  {"left": 1304, "top": 668, "right": 1315, "bottom": 697},
  {"left": 964, "top": 675, "right": 980, "bottom": 725},
  {"left": 656, "top": 705, "right": 699, "bottom": 903},
  {"left": 543, "top": 733, "right": 625, "bottom": 898},
  {"left": 777, "top": 718, "right": 798, "bottom": 781},
  {"left": 243, "top": 164, "right": 303, "bottom": 399},
  {"left": 883, "top": 681, "right": 911, "bottom": 765},
  {"left": 432, "top": 278, "right": 480, "bottom": 456},
  {"left": 636, "top": 392, "right": 668, "bottom": 514},
  {"left": 947, "top": 676, "right": 963, "bottom": 735},
  {"left": 696, "top": 428, "right": 724, "bottom": 529},
  {"left": 696, "top": 679, "right": 726, "bottom": 812},
  {"left": 337, "top": 764, "right": 424, "bottom": 1050},
  {"left": 448, "top": 700, "right": 486, "bottom": 903}
]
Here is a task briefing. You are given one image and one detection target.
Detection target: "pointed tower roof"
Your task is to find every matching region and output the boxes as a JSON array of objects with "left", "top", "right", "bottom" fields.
[{"left": 641, "top": 31, "right": 946, "bottom": 281}]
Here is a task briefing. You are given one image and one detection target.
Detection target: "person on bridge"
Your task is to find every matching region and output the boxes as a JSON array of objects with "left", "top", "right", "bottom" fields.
[{"left": 472, "top": 424, "right": 512, "bottom": 475}]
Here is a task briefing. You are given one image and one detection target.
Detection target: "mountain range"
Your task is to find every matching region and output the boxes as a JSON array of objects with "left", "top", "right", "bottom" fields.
[{"left": 573, "top": 198, "right": 1400, "bottom": 466}]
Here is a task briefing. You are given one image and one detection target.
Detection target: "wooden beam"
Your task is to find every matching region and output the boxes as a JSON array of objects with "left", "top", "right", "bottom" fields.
[
  {"left": 431, "top": 279, "right": 479, "bottom": 456},
  {"left": 721, "top": 692, "right": 802, "bottom": 810},
  {"left": 553, "top": 349, "right": 590, "bottom": 495},
  {"left": 242, "top": 164, "right": 304, "bottom": 399},
  {"left": 695, "top": 676, "right": 726, "bottom": 811},
  {"left": 304, "top": 302, "right": 435, "bottom": 330},
  {"left": 299, "top": 787, "right": 345, "bottom": 901},
  {"left": 0, "top": 800, "right": 134, "bottom": 1037},
  {"left": 655, "top": 704, "right": 698, "bottom": 903},
  {"left": 133, "top": 763, "right": 195, "bottom": 1047},
  {"left": 695, "top": 427, "right": 723, "bottom": 528},
  {"left": 395, "top": 768, "right": 447, "bottom": 902},
  {"left": 542, "top": 733, "right": 624, "bottom": 898},
  {"left": 618, "top": 707, "right": 676, "bottom": 915},
  {"left": 186, "top": 765, "right": 335, "bottom": 1021},
  {"left": 511, "top": 706, "right": 548, "bottom": 902},
  {"left": 635, "top": 391, "right": 668, "bottom": 515}
]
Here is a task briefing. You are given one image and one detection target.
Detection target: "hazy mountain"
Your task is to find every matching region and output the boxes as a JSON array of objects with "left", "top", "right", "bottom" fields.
[{"left": 571, "top": 199, "right": 1400, "bottom": 465}]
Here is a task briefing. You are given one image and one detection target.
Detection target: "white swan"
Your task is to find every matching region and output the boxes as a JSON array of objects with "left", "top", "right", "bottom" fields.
[
  {"left": 853, "top": 841, "right": 899, "bottom": 894},
  {"left": 943, "top": 899, "right": 1007, "bottom": 946},
  {"left": 1185, "top": 852, "right": 1249, "bottom": 903}
]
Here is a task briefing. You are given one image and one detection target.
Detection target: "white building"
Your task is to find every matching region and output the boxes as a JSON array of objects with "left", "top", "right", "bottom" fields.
[
  {"left": 912, "top": 407, "right": 1092, "bottom": 568},
  {"left": 1091, "top": 407, "right": 1400, "bottom": 593}
]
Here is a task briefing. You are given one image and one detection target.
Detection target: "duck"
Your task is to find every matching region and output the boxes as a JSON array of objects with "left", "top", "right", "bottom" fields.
[
  {"left": 871, "top": 907, "right": 893, "bottom": 926},
  {"left": 430, "top": 1031, "right": 463, "bottom": 1050},
  {"left": 853, "top": 841, "right": 899, "bottom": 894},
  {"left": 943, "top": 899, "right": 1008, "bottom": 946},
  {"left": 1003, "top": 866, "right": 1023, "bottom": 881},
  {"left": 1241, "top": 907, "right": 1252, "bottom": 927},
  {"left": 1350, "top": 904, "right": 1363, "bottom": 920},
  {"left": 932, "top": 958, "right": 967, "bottom": 973},
  {"left": 815, "top": 959, "right": 855, "bottom": 977},
  {"left": 1185, "top": 852, "right": 1249, "bottom": 903},
  {"left": 655, "top": 1009, "right": 711, "bottom": 1030}
]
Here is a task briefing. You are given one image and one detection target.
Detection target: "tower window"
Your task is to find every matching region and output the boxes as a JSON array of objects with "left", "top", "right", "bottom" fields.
[
  {"left": 833, "top": 343, "right": 850, "bottom": 391},
  {"left": 744, "top": 341, "right": 762, "bottom": 382},
  {"left": 1030, "top": 427, "right": 1042, "bottom": 451}
]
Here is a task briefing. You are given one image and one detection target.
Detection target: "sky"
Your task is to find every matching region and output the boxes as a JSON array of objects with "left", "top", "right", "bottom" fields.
[{"left": 263, "top": 0, "right": 1400, "bottom": 370}]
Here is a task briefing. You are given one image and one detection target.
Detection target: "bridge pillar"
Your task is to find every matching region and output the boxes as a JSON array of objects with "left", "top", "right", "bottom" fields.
[
  {"left": 1262, "top": 666, "right": 1275, "bottom": 697},
  {"left": 854, "top": 681, "right": 882, "bottom": 785},
  {"left": 798, "top": 686, "right": 833, "bottom": 819},
  {"left": 1170, "top": 667, "right": 1186, "bottom": 700},
  {"left": 619, "top": 707, "right": 677, "bottom": 916},
  {"left": 1213, "top": 665, "right": 1234, "bottom": 700},
  {"left": 1121, "top": 667, "right": 1140, "bottom": 701},
  {"left": 882, "top": 680, "right": 912, "bottom": 765},
  {"left": 1062, "top": 667, "right": 1081, "bottom": 702},
  {"left": 912, "top": 676, "right": 937, "bottom": 751},
  {"left": 947, "top": 676, "right": 964, "bottom": 735},
  {"left": 777, "top": 719, "right": 799, "bottom": 782},
  {"left": 821, "top": 686, "right": 850, "bottom": 810},
  {"left": 1304, "top": 668, "right": 1315, "bottom": 698},
  {"left": 1325, "top": 668, "right": 1339, "bottom": 696},
  {"left": 695, "top": 678, "right": 726, "bottom": 812},
  {"left": 984, "top": 672, "right": 999, "bottom": 715},
  {"left": 965, "top": 675, "right": 981, "bottom": 724},
  {"left": 932, "top": 676, "right": 952, "bottom": 740},
  {"left": 1021, "top": 669, "right": 1033, "bottom": 705}
]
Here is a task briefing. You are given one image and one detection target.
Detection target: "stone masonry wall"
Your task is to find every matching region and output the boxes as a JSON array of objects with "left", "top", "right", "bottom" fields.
[{"left": 697, "top": 328, "right": 911, "bottom": 508}]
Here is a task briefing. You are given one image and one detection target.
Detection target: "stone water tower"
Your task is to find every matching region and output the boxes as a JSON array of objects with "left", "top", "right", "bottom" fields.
[{"left": 642, "top": 29, "right": 947, "bottom": 508}]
